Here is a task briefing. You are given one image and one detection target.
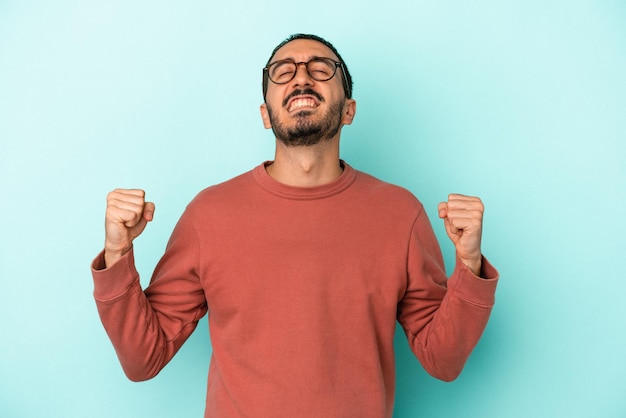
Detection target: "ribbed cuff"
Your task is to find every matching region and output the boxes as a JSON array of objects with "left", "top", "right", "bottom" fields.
[
  {"left": 91, "top": 248, "right": 140, "bottom": 301},
  {"left": 447, "top": 256, "right": 499, "bottom": 306}
]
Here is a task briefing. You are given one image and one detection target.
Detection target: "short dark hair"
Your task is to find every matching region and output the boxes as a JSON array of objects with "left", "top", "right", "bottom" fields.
[{"left": 262, "top": 34, "right": 353, "bottom": 100}]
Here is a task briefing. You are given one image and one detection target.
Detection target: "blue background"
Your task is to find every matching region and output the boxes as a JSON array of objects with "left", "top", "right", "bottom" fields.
[{"left": 1, "top": 1, "right": 624, "bottom": 417}]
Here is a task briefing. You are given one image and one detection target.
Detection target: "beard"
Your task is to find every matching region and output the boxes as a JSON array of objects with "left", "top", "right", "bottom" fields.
[{"left": 266, "top": 89, "right": 345, "bottom": 147}]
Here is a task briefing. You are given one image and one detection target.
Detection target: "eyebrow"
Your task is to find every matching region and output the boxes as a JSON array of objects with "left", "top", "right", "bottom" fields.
[{"left": 268, "top": 55, "right": 334, "bottom": 66}]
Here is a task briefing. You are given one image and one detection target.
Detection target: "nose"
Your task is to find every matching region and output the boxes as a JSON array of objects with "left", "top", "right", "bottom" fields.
[{"left": 292, "top": 62, "right": 314, "bottom": 88}]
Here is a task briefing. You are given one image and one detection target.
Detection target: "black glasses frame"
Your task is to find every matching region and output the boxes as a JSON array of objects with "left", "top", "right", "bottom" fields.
[{"left": 262, "top": 57, "right": 352, "bottom": 99}]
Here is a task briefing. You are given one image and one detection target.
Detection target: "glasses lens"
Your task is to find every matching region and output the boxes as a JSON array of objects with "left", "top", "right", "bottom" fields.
[
  {"left": 269, "top": 61, "right": 296, "bottom": 84},
  {"left": 307, "top": 58, "right": 337, "bottom": 81}
]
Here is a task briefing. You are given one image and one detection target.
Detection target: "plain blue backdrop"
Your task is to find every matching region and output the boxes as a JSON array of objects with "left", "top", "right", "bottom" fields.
[{"left": 1, "top": 1, "right": 624, "bottom": 417}]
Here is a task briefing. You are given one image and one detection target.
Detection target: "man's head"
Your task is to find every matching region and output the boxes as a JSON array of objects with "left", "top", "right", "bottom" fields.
[
  {"left": 260, "top": 34, "right": 356, "bottom": 147},
  {"left": 262, "top": 34, "right": 353, "bottom": 101}
]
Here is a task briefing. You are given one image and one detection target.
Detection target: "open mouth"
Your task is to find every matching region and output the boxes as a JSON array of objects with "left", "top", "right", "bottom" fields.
[{"left": 287, "top": 96, "right": 319, "bottom": 112}]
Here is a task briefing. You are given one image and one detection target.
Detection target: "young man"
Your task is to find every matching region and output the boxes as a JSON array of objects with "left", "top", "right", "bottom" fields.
[{"left": 93, "top": 34, "right": 499, "bottom": 418}]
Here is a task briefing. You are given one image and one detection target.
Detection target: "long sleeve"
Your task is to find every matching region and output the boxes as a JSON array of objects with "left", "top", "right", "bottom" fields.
[
  {"left": 91, "top": 213, "right": 208, "bottom": 381},
  {"left": 397, "top": 208, "right": 498, "bottom": 382}
]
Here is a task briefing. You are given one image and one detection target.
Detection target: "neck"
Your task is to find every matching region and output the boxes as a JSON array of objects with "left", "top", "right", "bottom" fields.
[{"left": 267, "top": 139, "right": 343, "bottom": 187}]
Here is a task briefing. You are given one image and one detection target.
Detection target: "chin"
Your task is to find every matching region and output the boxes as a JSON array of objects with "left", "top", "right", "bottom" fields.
[{"left": 292, "top": 110, "right": 314, "bottom": 118}]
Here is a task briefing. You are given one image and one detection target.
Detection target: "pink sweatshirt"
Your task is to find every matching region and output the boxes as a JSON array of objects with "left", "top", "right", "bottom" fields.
[{"left": 92, "top": 162, "right": 498, "bottom": 418}]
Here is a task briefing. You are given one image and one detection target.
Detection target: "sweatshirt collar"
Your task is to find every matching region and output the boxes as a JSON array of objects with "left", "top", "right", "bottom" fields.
[{"left": 253, "top": 160, "right": 357, "bottom": 200}]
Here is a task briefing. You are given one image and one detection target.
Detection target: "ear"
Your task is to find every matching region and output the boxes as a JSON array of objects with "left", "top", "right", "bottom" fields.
[
  {"left": 341, "top": 99, "right": 357, "bottom": 125},
  {"left": 260, "top": 103, "right": 272, "bottom": 129}
]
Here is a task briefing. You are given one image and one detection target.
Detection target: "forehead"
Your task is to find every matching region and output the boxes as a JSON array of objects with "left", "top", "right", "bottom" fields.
[{"left": 271, "top": 39, "right": 338, "bottom": 62}]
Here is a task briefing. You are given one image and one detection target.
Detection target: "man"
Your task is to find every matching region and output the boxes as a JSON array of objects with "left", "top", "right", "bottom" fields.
[{"left": 92, "top": 34, "right": 498, "bottom": 418}]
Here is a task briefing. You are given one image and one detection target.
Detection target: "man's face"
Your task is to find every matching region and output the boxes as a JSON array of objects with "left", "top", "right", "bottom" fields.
[{"left": 260, "top": 39, "right": 355, "bottom": 147}]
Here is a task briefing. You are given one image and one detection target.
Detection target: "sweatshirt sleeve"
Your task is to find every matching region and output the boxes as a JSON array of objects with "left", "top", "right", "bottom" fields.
[
  {"left": 91, "top": 211, "right": 208, "bottom": 381},
  {"left": 396, "top": 207, "right": 498, "bottom": 382}
]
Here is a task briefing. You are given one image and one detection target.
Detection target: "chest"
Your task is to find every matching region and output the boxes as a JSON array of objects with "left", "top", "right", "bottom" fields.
[{"left": 194, "top": 198, "right": 413, "bottom": 327}]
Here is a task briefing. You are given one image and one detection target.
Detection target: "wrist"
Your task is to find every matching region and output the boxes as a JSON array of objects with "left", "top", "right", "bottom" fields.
[
  {"left": 460, "top": 256, "right": 482, "bottom": 276},
  {"left": 103, "top": 245, "right": 131, "bottom": 268}
]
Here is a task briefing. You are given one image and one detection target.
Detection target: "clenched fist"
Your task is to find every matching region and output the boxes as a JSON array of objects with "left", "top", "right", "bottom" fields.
[
  {"left": 438, "top": 194, "right": 484, "bottom": 276},
  {"left": 104, "top": 189, "right": 155, "bottom": 267}
]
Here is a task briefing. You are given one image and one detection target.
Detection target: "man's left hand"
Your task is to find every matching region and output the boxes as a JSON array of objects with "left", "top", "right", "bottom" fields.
[{"left": 438, "top": 194, "right": 484, "bottom": 276}]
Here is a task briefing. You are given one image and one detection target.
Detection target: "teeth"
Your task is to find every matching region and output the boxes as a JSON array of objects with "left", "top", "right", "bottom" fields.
[{"left": 289, "top": 98, "right": 318, "bottom": 112}]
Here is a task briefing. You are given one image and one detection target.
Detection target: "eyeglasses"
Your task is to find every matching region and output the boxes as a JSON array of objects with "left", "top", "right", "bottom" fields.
[{"left": 262, "top": 57, "right": 351, "bottom": 98}]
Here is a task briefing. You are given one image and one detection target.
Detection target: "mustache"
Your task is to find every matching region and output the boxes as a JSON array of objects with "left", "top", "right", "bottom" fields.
[{"left": 282, "top": 89, "right": 324, "bottom": 107}]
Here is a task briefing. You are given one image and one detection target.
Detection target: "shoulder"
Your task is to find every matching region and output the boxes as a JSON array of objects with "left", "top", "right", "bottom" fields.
[
  {"left": 354, "top": 170, "right": 423, "bottom": 216},
  {"left": 183, "top": 168, "right": 257, "bottom": 218},
  {"left": 198, "top": 170, "right": 253, "bottom": 199},
  {"left": 353, "top": 169, "right": 424, "bottom": 209}
]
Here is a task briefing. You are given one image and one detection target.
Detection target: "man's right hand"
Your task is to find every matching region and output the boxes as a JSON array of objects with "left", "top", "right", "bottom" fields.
[{"left": 104, "top": 189, "right": 155, "bottom": 268}]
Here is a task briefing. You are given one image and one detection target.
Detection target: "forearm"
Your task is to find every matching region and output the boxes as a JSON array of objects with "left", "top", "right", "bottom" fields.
[
  {"left": 92, "top": 250, "right": 189, "bottom": 381},
  {"left": 401, "top": 257, "right": 498, "bottom": 381}
]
